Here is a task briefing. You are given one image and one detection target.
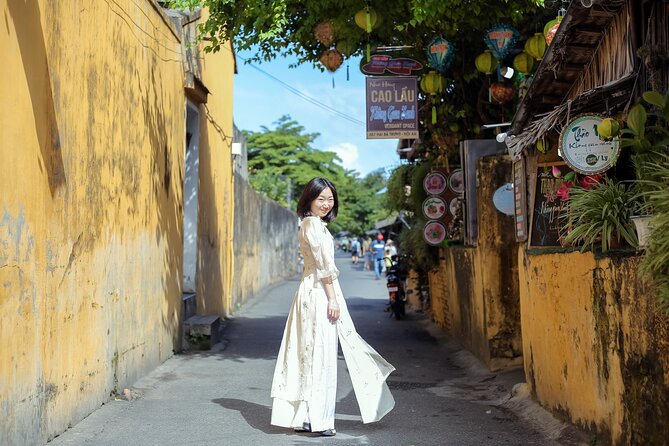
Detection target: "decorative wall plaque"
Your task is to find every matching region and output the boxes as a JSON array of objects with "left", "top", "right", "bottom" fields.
[{"left": 559, "top": 114, "right": 620, "bottom": 174}]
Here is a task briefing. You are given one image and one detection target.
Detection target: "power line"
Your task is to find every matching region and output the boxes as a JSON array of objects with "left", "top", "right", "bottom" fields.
[{"left": 235, "top": 54, "right": 366, "bottom": 127}]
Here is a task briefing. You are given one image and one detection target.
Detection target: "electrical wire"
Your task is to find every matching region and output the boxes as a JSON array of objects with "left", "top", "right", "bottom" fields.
[{"left": 235, "top": 53, "right": 366, "bottom": 127}]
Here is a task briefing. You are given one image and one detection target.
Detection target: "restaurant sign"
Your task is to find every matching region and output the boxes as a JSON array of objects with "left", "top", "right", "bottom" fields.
[
  {"left": 559, "top": 114, "right": 620, "bottom": 174},
  {"left": 366, "top": 76, "right": 419, "bottom": 139}
]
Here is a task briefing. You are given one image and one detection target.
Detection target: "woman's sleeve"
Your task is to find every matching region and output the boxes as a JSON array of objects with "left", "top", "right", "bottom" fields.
[{"left": 302, "top": 218, "right": 339, "bottom": 282}]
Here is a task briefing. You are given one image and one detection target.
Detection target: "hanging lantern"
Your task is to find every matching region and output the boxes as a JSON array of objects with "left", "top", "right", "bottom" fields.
[
  {"left": 525, "top": 33, "right": 547, "bottom": 60},
  {"left": 513, "top": 51, "right": 534, "bottom": 76},
  {"left": 320, "top": 50, "right": 343, "bottom": 73},
  {"left": 355, "top": 7, "right": 378, "bottom": 62},
  {"left": 544, "top": 17, "right": 563, "bottom": 45},
  {"left": 490, "top": 81, "right": 515, "bottom": 104},
  {"left": 354, "top": 7, "right": 378, "bottom": 32},
  {"left": 425, "top": 36, "right": 455, "bottom": 73},
  {"left": 597, "top": 118, "right": 621, "bottom": 140},
  {"left": 314, "top": 21, "right": 335, "bottom": 47},
  {"left": 420, "top": 71, "right": 444, "bottom": 124},
  {"left": 484, "top": 23, "right": 520, "bottom": 61},
  {"left": 475, "top": 50, "right": 496, "bottom": 75}
]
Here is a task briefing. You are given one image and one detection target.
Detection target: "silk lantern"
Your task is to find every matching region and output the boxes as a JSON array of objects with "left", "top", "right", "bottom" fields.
[
  {"left": 525, "top": 33, "right": 547, "bottom": 60},
  {"left": 475, "top": 50, "right": 496, "bottom": 75},
  {"left": 355, "top": 7, "right": 378, "bottom": 62},
  {"left": 335, "top": 39, "right": 357, "bottom": 81},
  {"left": 513, "top": 51, "right": 534, "bottom": 76},
  {"left": 320, "top": 50, "right": 343, "bottom": 72},
  {"left": 314, "top": 21, "right": 335, "bottom": 47},
  {"left": 490, "top": 81, "right": 515, "bottom": 104},
  {"left": 544, "top": 17, "right": 562, "bottom": 45},
  {"left": 420, "top": 71, "right": 444, "bottom": 124}
]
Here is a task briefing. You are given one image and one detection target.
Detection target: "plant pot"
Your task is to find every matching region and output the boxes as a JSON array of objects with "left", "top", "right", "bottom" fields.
[{"left": 631, "top": 215, "right": 653, "bottom": 249}]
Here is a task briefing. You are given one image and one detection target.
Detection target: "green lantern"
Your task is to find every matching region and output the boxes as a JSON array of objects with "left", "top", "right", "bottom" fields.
[
  {"left": 525, "top": 33, "right": 547, "bottom": 60},
  {"left": 513, "top": 51, "right": 534, "bottom": 76},
  {"left": 475, "top": 50, "right": 496, "bottom": 75},
  {"left": 354, "top": 7, "right": 378, "bottom": 32},
  {"left": 420, "top": 71, "right": 444, "bottom": 124}
]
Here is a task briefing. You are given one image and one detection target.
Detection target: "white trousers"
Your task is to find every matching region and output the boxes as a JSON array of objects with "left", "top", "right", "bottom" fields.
[{"left": 271, "top": 303, "right": 338, "bottom": 432}]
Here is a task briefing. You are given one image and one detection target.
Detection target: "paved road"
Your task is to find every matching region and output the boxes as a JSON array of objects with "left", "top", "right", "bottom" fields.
[{"left": 49, "top": 253, "right": 578, "bottom": 446}]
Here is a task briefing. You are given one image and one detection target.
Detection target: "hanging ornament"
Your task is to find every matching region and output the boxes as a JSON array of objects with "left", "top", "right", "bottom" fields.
[
  {"left": 513, "top": 51, "right": 534, "bottom": 76},
  {"left": 354, "top": 7, "right": 378, "bottom": 62},
  {"left": 525, "top": 33, "right": 547, "bottom": 60},
  {"left": 475, "top": 50, "right": 496, "bottom": 75},
  {"left": 354, "top": 7, "right": 378, "bottom": 32},
  {"left": 484, "top": 23, "right": 520, "bottom": 61},
  {"left": 544, "top": 18, "right": 562, "bottom": 45},
  {"left": 420, "top": 71, "right": 444, "bottom": 124},
  {"left": 425, "top": 37, "right": 455, "bottom": 73},
  {"left": 597, "top": 118, "right": 621, "bottom": 141},
  {"left": 313, "top": 21, "right": 335, "bottom": 47},
  {"left": 490, "top": 81, "right": 516, "bottom": 104},
  {"left": 320, "top": 49, "right": 343, "bottom": 72}
]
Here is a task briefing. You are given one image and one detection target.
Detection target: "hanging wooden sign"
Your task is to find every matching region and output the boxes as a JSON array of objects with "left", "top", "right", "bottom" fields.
[{"left": 513, "top": 158, "right": 527, "bottom": 242}]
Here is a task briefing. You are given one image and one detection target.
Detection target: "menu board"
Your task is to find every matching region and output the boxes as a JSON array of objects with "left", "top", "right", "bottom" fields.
[
  {"left": 529, "top": 164, "right": 570, "bottom": 247},
  {"left": 513, "top": 159, "right": 527, "bottom": 242}
]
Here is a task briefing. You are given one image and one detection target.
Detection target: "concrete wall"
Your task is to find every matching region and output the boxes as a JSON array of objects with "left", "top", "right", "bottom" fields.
[
  {"left": 519, "top": 250, "right": 669, "bottom": 445},
  {"left": 428, "top": 156, "right": 522, "bottom": 370},
  {"left": 233, "top": 174, "right": 299, "bottom": 307},
  {"left": 0, "top": 2, "right": 233, "bottom": 444}
]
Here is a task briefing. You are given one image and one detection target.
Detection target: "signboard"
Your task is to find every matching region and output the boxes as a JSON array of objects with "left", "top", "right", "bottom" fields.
[
  {"left": 366, "top": 76, "right": 419, "bottom": 139},
  {"left": 559, "top": 114, "right": 620, "bottom": 174},
  {"left": 529, "top": 164, "right": 570, "bottom": 247},
  {"left": 513, "top": 159, "right": 527, "bottom": 242},
  {"left": 361, "top": 54, "right": 423, "bottom": 76},
  {"left": 422, "top": 169, "right": 464, "bottom": 245}
]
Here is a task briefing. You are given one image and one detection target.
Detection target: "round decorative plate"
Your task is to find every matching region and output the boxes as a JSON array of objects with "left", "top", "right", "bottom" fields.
[
  {"left": 449, "top": 169, "right": 464, "bottom": 194},
  {"left": 449, "top": 197, "right": 462, "bottom": 216},
  {"left": 423, "top": 221, "right": 447, "bottom": 246},
  {"left": 422, "top": 196, "right": 447, "bottom": 220},
  {"left": 423, "top": 172, "right": 447, "bottom": 195}
]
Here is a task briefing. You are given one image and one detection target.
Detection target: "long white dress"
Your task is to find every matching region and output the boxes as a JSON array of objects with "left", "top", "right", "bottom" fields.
[{"left": 270, "top": 216, "right": 395, "bottom": 432}]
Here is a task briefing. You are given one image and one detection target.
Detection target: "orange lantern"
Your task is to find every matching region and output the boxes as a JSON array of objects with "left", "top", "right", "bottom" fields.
[
  {"left": 314, "top": 21, "right": 335, "bottom": 47},
  {"left": 490, "top": 81, "right": 515, "bottom": 104},
  {"left": 320, "top": 50, "right": 343, "bottom": 73}
]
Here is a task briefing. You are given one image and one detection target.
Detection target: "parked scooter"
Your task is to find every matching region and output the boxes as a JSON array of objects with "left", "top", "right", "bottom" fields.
[{"left": 385, "top": 254, "right": 407, "bottom": 319}]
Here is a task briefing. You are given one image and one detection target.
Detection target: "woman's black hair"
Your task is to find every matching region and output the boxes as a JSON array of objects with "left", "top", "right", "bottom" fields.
[{"left": 296, "top": 177, "right": 339, "bottom": 222}]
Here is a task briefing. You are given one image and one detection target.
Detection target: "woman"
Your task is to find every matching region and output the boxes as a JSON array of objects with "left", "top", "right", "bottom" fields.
[{"left": 270, "top": 177, "right": 395, "bottom": 437}]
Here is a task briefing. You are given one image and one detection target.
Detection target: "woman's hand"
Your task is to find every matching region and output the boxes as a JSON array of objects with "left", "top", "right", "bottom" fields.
[{"left": 327, "top": 298, "right": 340, "bottom": 322}]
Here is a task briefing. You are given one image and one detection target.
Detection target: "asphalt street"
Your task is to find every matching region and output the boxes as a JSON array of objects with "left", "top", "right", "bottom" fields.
[{"left": 48, "top": 252, "right": 584, "bottom": 446}]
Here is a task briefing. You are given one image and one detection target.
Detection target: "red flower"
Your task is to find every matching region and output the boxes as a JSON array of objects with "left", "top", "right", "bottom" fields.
[
  {"left": 580, "top": 175, "right": 603, "bottom": 190},
  {"left": 556, "top": 181, "right": 573, "bottom": 201}
]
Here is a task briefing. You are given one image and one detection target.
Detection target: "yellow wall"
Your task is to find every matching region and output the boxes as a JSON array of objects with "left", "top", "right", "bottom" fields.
[
  {"left": 428, "top": 156, "right": 522, "bottom": 370},
  {"left": 0, "top": 1, "right": 232, "bottom": 443},
  {"left": 519, "top": 250, "right": 669, "bottom": 444},
  {"left": 195, "top": 12, "right": 236, "bottom": 316}
]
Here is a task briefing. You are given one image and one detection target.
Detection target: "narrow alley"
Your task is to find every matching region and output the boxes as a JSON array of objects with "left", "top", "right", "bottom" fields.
[{"left": 48, "top": 253, "right": 580, "bottom": 446}]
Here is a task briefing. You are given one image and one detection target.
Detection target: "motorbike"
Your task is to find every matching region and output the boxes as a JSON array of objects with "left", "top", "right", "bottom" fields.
[{"left": 385, "top": 254, "right": 407, "bottom": 320}]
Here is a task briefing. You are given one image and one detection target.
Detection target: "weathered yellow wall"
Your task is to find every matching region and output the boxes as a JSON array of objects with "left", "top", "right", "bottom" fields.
[
  {"left": 519, "top": 250, "right": 669, "bottom": 444},
  {"left": 428, "top": 156, "right": 522, "bottom": 370},
  {"left": 0, "top": 1, "right": 193, "bottom": 443},
  {"left": 195, "top": 15, "right": 236, "bottom": 316}
]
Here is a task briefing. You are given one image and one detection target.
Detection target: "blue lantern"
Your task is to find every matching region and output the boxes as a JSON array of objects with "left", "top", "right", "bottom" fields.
[
  {"left": 484, "top": 24, "right": 520, "bottom": 61},
  {"left": 425, "top": 37, "right": 455, "bottom": 73}
]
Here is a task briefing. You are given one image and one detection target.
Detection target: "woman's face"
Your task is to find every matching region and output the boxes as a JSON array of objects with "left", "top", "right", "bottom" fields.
[{"left": 310, "top": 187, "right": 334, "bottom": 219}]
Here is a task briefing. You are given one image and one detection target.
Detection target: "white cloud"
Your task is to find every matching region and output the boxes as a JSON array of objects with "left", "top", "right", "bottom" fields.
[{"left": 327, "top": 142, "right": 361, "bottom": 173}]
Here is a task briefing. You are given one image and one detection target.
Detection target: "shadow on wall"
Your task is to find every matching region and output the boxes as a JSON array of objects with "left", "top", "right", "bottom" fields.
[{"left": 7, "top": 0, "right": 66, "bottom": 195}]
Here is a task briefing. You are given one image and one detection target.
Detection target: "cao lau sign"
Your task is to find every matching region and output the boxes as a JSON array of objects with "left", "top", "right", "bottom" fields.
[{"left": 365, "top": 76, "right": 419, "bottom": 139}]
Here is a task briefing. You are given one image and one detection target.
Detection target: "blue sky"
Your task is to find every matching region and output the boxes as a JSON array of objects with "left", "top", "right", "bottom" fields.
[{"left": 233, "top": 52, "right": 402, "bottom": 177}]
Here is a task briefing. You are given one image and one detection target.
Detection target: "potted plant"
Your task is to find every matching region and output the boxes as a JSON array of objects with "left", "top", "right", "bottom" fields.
[{"left": 560, "top": 178, "right": 639, "bottom": 253}]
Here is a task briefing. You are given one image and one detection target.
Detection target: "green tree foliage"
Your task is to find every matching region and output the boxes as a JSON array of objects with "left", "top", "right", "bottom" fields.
[{"left": 244, "top": 115, "right": 387, "bottom": 235}]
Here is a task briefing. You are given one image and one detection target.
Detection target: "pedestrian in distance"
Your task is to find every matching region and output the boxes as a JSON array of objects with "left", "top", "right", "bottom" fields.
[
  {"left": 270, "top": 177, "right": 395, "bottom": 437},
  {"left": 362, "top": 235, "right": 372, "bottom": 270},
  {"left": 350, "top": 237, "right": 361, "bottom": 264},
  {"left": 371, "top": 233, "right": 386, "bottom": 280}
]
